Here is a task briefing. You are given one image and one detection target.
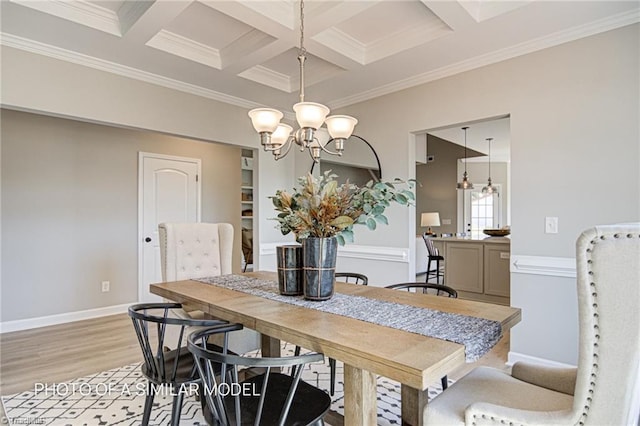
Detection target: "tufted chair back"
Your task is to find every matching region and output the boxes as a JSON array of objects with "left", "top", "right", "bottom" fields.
[
  {"left": 573, "top": 223, "right": 639, "bottom": 425},
  {"left": 159, "top": 222, "right": 233, "bottom": 281}
]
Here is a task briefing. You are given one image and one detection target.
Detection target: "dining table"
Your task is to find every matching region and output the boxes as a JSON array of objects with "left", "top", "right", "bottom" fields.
[{"left": 150, "top": 271, "right": 521, "bottom": 426}]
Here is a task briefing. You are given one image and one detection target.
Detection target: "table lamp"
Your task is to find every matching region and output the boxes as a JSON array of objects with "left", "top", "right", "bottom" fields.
[{"left": 421, "top": 212, "right": 441, "bottom": 236}]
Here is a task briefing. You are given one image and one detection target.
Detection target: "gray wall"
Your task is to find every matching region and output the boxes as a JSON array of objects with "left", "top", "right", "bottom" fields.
[
  {"left": 333, "top": 24, "right": 639, "bottom": 364},
  {"left": 1, "top": 110, "right": 242, "bottom": 321}
]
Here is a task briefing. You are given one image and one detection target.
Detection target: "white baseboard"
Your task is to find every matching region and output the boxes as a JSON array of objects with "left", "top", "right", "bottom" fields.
[
  {"left": 508, "top": 351, "right": 576, "bottom": 368},
  {"left": 0, "top": 303, "right": 132, "bottom": 334}
]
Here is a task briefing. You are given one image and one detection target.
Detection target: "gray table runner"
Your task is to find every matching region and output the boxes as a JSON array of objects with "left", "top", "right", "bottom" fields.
[{"left": 196, "top": 274, "right": 502, "bottom": 362}]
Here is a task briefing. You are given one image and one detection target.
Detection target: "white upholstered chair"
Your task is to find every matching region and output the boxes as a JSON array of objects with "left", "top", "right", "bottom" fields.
[
  {"left": 158, "top": 222, "right": 233, "bottom": 282},
  {"left": 158, "top": 223, "right": 260, "bottom": 353},
  {"left": 424, "top": 223, "right": 640, "bottom": 426}
]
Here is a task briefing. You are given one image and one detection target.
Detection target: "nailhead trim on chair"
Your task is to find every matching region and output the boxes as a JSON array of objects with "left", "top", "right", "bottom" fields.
[{"left": 577, "top": 236, "right": 602, "bottom": 426}]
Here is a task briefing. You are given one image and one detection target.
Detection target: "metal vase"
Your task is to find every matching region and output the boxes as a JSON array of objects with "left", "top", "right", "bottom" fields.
[
  {"left": 302, "top": 237, "right": 338, "bottom": 301},
  {"left": 276, "top": 245, "right": 303, "bottom": 295}
]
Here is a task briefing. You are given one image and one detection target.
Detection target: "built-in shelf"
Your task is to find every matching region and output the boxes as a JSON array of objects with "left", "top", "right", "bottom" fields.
[{"left": 241, "top": 152, "right": 254, "bottom": 271}]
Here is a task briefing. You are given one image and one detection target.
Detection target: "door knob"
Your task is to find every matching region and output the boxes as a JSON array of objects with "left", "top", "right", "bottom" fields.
[{"left": 145, "top": 237, "right": 152, "bottom": 243}]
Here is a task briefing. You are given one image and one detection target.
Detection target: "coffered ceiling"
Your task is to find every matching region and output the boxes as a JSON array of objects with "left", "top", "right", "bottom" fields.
[{"left": 1, "top": 0, "right": 638, "bottom": 158}]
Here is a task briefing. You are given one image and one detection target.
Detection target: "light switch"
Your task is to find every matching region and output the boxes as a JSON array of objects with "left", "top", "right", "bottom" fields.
[{"left": 545, "top": 217, "right": 559, "bottom": 234}]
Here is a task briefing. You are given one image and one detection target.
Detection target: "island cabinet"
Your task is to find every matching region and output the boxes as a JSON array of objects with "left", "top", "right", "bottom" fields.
[{"left": 432, "top": 237, "right": 511, "bottom": 305}]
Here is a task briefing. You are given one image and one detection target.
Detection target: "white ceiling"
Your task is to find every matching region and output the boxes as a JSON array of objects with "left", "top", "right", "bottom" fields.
[{"left": 2, "top": 0, "right": 638, "bottom": 156}]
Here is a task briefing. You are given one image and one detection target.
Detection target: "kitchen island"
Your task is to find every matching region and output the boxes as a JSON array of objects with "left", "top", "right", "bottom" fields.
[{"left": 429, "top": 236, "right": 511, "bottom": 306}]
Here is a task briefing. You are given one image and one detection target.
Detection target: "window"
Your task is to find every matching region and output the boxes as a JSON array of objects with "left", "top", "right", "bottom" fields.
[{"left": 459, "top": 185, "right": 502, "bottom": 238}]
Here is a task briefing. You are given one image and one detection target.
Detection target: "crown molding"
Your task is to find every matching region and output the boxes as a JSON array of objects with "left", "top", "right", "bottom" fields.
[
  {"left": 329, "top": 9, "right": 640, "bottom": 110},
  {"left": 239, "top": 65, "right": 293, "bottom": 93},
  {"left": 146, "top": 30, "right": 222, "bottom": 70},
  {"left": 0, "top": 33, "right": 262, "bottom": 111},
  {"left": 9, "top": 0, "right": 121, "bottom": 36},
  {"left": 313, "top": 28, "right": 366, "bottom": 65}
]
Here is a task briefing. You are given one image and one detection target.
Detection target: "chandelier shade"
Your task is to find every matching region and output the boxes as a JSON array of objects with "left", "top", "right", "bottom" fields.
[
  {"left": 326, "top": 115, "right": 358, "bottom": 139},
  {"left": 248, "top": 108, "right": 282, "bottom": 133},
  {"left": 293, "top": 102, "right": 330, "bottom": 129}
]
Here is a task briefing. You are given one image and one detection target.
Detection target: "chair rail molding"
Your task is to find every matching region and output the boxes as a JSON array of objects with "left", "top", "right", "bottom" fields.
[
  {"left": 260, "top": 242, "right": 409, "bottom": 263},
  {"left": 510, "top": 255, "right": 576, "bottom": 278}
]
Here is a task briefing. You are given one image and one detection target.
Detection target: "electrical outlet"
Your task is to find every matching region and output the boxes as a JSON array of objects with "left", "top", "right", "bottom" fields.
[
  {"left": 101, "top": 281, "right": 110, "bottom": 292},
  {"left": 545, "top": 217, "right": 559, "bottom": 234}
]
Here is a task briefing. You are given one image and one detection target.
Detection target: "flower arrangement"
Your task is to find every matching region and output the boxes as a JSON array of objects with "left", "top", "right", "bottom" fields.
[{"left": 271, "top": 171, "right": 415, "bottom": 245}]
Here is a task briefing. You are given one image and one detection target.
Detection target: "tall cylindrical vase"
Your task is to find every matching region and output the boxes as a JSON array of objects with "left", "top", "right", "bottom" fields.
[
  {"left": 276, "top": 245, "right": 303, "bottom": 295},
  {"left": 302, "top": 237, "right": 338, "bottom": 301}
]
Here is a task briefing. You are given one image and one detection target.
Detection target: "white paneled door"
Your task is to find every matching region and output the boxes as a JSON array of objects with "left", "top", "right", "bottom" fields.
[{"left": 139, "top": 153, "right": 201, "bottom": 302}]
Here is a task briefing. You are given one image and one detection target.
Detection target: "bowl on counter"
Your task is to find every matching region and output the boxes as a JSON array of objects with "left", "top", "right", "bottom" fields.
[{"left": 483, "top": 228, "right": 511, "bottom": 237}]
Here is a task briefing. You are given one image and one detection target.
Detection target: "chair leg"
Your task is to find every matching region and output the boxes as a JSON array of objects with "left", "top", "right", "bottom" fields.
[
  {"left": 329, "top": 358, "right": 337, "bottom": 396},
  {"left": 436, "top": 258, "right": 441, "bottom": 284},
  {"left": 426, "top": 258, "right": 433, "bottom": 283},
  {"left": 291, "top": 345, "right": 302, "bottom": 376},
  {"left": 170, "top": 392, "right": 185, "bottom": 426},
  {"left": 441, "top": 375, "right": 448, "bottom": 390},
  {"left": 142, "top": 381, "right": 155, "bottom": 426}
]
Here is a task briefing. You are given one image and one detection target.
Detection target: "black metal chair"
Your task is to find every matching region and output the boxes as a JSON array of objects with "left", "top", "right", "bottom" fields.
[
  {"left": 422, "top": 234, "right": 445, "bottom": 284},
  {"left": 128, "top": 303, "right": 240, "bottom": 426},
  {"left": 188, "top": 327, "right": 331, "bottom": 426},
  {"left": 385, "top": 282, "right": 457, "bottom": 390},
  {"left": 334, "top": 272, "right": 368, "bottom": 285},
  {"left": 295, "top": 271, "right": 368, "bottom": 396},
  {"left": 385, "top": 282, "right": 457, "bottom": 298}
]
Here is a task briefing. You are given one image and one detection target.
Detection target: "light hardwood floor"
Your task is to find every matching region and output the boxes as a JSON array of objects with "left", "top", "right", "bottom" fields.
[{"left": 0, "top": 313, "right": 510, "bottom": 419}]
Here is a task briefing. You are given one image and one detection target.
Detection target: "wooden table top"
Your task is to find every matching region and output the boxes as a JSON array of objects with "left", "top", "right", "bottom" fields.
[{"left": 150, "top": 271, "right": 521, "bottom": 390}]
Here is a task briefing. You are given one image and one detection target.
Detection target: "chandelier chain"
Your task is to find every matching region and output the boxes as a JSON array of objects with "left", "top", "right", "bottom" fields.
[
  {"left": 298, "top": 0, "right": 307, "bottom": 103},
  {"left": 299, "top": 0, "right": 306, "bottom": 57}
]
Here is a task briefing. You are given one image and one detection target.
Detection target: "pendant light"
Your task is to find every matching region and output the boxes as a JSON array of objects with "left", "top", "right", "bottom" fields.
[
  {"left": 248, "top": 0, "right": 358, "bottom": 162},
  {"left": 456, "top": 126, "right": 474, "bottom": 190},
  {"left": 482, "top": 137, "right": 498, "bottom": 194}
]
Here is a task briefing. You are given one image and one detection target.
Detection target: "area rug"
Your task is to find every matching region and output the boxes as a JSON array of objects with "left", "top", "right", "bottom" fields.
[{"left": 1, "top": 343, "right": 448, "bottom": 425}]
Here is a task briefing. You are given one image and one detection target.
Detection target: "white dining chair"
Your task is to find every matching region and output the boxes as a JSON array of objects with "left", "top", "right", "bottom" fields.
[{"left": 423, "top": 223, "right": 640, "bottom": 425}]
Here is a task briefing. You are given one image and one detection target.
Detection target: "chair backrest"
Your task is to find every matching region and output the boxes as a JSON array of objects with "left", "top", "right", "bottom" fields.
[
  {"left": 385, "top": 282, "right": 457, "bottom": 298},
  {"left": 128, "top": 303, "right": 233, "bottom": 385},
  {"left": 335, "top": 272, "right": 368, "bottom": 285},
  {"left": 159, "top": 222, "right": 233, "bottom": 281},
  {"left": 422, "top": 234, "right": 439, "bottom": 257},
  {"left": 188, "top": 328, "right": 331, "bottom": 426},
  {"left": 572, "top": 223, "right": 640, "bottom": 425}
]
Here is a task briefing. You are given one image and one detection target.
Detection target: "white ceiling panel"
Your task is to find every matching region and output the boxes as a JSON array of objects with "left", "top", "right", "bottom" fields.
[{"left": 1, "top": 0, "right": 637, "bottom": 115}]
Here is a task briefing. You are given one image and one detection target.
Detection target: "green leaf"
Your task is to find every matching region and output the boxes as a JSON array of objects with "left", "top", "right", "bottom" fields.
[
  {"left": 341, "top": 229, "right": 354, "bottom": 243},
  {"left": 375, "top": 214, "right": 388, "bottom": 225},
  {"left": 366, "top": 217, "right": 377, "bottom": 230},
  {"left": 336, "top": 234, "right": 345, "bottom": 246},
  {"left": 396, "top": 193, "right": 408, "bottom": 204}
]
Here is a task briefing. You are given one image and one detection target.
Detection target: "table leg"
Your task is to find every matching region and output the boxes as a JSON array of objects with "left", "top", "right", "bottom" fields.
[
  {"left": 260, "top": 334, "right": 280, "bottom": 357},
  {"left": 401, "top": 384, "right": 428, "bottom": 426},
  {"left": 343, "top": 363, "right": 377, "bottom": 426}
]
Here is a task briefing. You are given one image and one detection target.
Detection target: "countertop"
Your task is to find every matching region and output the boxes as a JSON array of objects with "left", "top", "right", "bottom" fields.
[{"left": 428, "top": 236, "right": 511, "bottom": 244}]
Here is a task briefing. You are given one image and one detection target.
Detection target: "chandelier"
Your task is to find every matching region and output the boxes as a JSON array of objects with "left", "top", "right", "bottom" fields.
[
  {"left": 247, "top": 0, "right": 358, "bottom": 162},
  {"left": 456, "top": 126, "right": 474, "bottom": 189},
  {"left": 482, "top": 137, "right": 498, "bottom": 194}
]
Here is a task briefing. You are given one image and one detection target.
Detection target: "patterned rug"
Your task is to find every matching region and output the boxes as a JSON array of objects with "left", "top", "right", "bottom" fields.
[{"left": 1, "top": 343, "right": 449, "bottom": 425}]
